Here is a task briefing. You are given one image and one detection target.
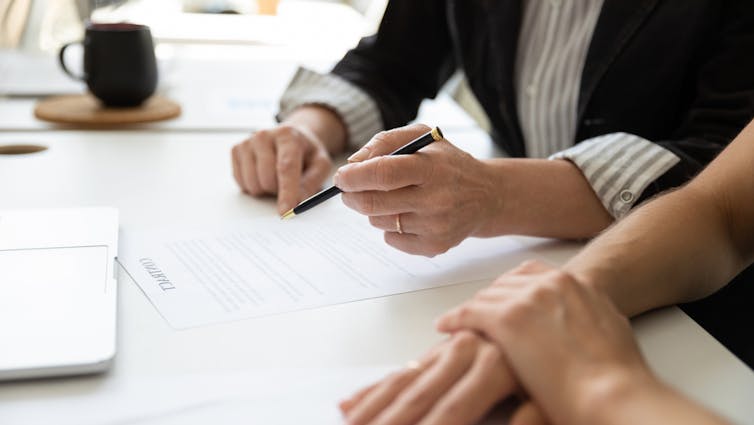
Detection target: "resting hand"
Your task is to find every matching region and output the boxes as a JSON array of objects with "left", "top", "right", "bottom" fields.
[
  {"left": 339, "top": 331, "right": 548, "bottom": 425},
  {"left": 232, "top": 122, "right": 333, "bottom": 214},
  {"left": 333, "top": 124, "right": 496, "bottom": 257},
  {"left": 437, "top": 261, "right": 655, "bottom": 424}
]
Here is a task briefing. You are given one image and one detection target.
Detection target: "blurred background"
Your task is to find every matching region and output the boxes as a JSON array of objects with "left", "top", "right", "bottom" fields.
[
  {"left": 0, "top": 0, "right": 389, "bottom": 128},
  {"left": 0, "top": 0, "right": 487, "bottom": 135},
  {"left": 1, "top": 0, "right": 387, "bottom": 59}
]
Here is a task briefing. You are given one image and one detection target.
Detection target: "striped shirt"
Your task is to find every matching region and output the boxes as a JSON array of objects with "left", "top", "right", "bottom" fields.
[{"left": 278, "top": 1, "right": 680, "bottom": 218}]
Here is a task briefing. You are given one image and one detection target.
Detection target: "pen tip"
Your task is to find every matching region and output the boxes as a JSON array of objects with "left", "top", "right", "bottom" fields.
[{"left": 281, "top": 209, "right": 296, "bottom": 220}]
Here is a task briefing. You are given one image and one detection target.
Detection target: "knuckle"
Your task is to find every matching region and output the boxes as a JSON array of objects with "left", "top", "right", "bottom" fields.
[
  {"left": 476, "top": 345, "right": 503, "bottom": 369},
  {"left": 254, "top": 129, "right": 270, "bottom": 140},
  {"left": 259, "top": 181, "right": 275, "bottom": 193},
  {"left": 551, "top": 270, "right": 578, "bottom": 290},
  {"left": 383, "top": 370, "right": 412, "bottom": 390},
  {"left": 518, "top": 259, "right": 545, "bottom": 273},
  {"left": 449, "top": 331, "right": 477, "bottom": 353},
  {"left": 360, "top": 193, "right": 379, "bottom": 215},
  {"left": 276, "top": 155, "right": 297, "bottom": 173},
  {"left": 529, "top": 282, "right": 556, "bottom": 304},
  {"left": 404, "top": 385, "right": 433, "bottom": 407},
  {"left": 371, "top": 130, "right": 390, "bottom": 144},
  {"left": 436, "top": 399, "right": 465, "bottom": 420},
  {"left": 499, "top": 303, "right": 528, "bottom": 328},
  {"left": 344, "top": 193, "right": 378, "bottom": 215},
  {"left": 239, "top": 140, "right": 255, "bottom": 155},
  {"left": 276, "top": 124, "right": 297, "bottom": 138},
  {"left": 372, "top": 157, "right": 394, "bottom": 190}
]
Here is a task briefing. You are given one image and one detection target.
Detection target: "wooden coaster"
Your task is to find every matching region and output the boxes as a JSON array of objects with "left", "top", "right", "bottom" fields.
[{"left": 34, "top": 94, "right": 181, "bottom": 126}]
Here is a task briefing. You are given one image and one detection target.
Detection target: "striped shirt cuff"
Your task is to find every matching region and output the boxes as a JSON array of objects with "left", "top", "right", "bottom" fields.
[
  {"left": 278, "top": 67, "right": 383, "bottom": 150},
  {"left": 550, "top": 133, "right": 680, "bottom": 218}
]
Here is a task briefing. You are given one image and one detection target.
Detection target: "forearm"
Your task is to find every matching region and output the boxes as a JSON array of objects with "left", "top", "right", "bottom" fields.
[
  {"left": 563, "top": 185, "right": 740, "bottom": 316},
  {"left": 562, "top": 119, "right": 754, "bottom": 316},
  {"left": 281, "top": 106, "right": 347, "bottom": 155},
  {"left": 475, "top": 158, "right": 614, "bottom": 239},
  {"left": 582, "top": 373, "right": 730, "bottom": 425}
]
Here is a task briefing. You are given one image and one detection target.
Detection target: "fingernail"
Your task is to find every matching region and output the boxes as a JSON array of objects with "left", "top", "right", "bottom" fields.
[
  {"left": 332, "top": 166, "right": 351, "bottom": 187},
  {"left": 347, "top": 149, "right": 367, "bottom": 163}
]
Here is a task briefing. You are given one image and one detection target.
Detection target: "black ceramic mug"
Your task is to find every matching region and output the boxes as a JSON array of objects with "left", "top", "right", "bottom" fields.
[{"left": 59, "top": 23, "right": 158, "bottom": 107}]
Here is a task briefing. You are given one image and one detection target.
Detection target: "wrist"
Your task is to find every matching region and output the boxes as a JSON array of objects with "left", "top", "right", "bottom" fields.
[
  {"left": 574, "top": 367, "right": 663, "bottom": 425},
  {"left": 282, "top": 105, "right": 347, "bottom": 154},
  {"left": 471, "top": 159, "right": 511, "bottom": 237}
]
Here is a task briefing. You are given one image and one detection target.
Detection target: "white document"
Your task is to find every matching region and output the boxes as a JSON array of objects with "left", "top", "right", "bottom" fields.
[{"left": 120, "top": 202, "right": 540, "bottom": 329}]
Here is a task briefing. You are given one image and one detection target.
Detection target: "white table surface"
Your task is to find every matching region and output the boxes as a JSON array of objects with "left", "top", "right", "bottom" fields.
[{"left": 0, "top": 129, "right": 752, "bottom": 424}]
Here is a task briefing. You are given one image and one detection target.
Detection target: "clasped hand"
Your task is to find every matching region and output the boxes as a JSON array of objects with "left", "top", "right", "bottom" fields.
[
  {"left": 334, "top": 124, "right": 497, "bottom": 257},
  {"left": 341, "top": 261, "right": 655, "bottom": 425}
]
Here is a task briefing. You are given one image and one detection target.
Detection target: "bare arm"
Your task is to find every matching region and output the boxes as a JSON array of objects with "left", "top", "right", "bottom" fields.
[
  {"left": 565, "top": 120, "right": 754, "bottom": 316},
  {"left": 475, "top": 157, "right": 614, "bottom": 239}
]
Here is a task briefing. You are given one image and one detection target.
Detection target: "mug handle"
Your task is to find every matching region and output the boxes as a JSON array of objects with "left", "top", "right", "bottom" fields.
[{"left": 58, "top": 41, "right": 86, "bottom": 81}]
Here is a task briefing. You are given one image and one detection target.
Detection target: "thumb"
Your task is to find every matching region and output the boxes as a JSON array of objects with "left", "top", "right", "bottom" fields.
[{"left": 347, "top": 123, "right": 432, "bottom": 163}]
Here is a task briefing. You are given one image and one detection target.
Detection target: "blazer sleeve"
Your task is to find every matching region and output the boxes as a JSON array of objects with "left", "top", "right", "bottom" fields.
[
  {"left": 331, "top": 0, "right": 457, "bottom": 130},
  {"left": 639, "top": 1, "right": 754, "bottom": 202}
]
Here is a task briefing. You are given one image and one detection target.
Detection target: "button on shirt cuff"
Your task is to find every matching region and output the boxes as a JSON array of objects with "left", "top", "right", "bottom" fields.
[
  {"left": 549, "top": 133, "right": 680, "bottom": 218},
  {"left": 277, "top": 67, "right": 383, "bottom": 150}
]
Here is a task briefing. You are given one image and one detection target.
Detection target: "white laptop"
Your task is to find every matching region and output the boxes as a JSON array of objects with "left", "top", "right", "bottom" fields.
[{"left": 0, "top": 207, "right": 118, "bottom": 381}]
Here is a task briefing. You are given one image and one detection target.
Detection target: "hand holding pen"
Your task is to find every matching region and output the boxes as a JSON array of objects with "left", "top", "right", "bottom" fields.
[{"left": 290, "top": 123, "right": 501, "bottom": 257}]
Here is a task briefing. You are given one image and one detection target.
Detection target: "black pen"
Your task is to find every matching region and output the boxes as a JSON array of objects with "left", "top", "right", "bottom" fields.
[{"left": 281, "top": 126, "right": 444, "bottom": 219}]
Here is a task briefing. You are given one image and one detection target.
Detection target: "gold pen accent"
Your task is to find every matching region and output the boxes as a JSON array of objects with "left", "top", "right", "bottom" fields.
[
  {"left": 430, "top": 126, "right": 444, "bottom": 141},
  {"left": 281, "top": 209, "right": 296, "bottom": 220}
]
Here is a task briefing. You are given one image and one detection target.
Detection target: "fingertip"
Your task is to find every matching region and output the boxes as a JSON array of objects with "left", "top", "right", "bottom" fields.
[
  {"left": 277, "top": 198, "right": 296, "bottom": 216},
  {"left": 332, "top": 166, "right": 352, "bottom": 190},
  {"left": 434, "top": 317, "right": 448, "bottom": 332},
  {"left": 434, "top": 314, "right": 455, "bottom": 333},
  {"left": 347, "top": 149, "right": 367, "bottom": 163}
]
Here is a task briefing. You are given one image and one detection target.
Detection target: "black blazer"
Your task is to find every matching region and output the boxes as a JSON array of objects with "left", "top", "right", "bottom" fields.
[{"left": 332, "top": 0, "right": 754, "bottom": 201}]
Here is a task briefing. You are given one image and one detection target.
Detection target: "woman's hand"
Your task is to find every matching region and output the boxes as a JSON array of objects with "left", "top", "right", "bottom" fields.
[
  {"left": 339, "top": 331, "right": 531, "bottom": 425},
  {"left": 231, "top": 106, "right": 345, "bottom": 214},
  {"left": 333, "top": 124, "right": 498, "bottom": 257},
  {"left": 436, "top": 261, "right": 659, "bottom": 424}
]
